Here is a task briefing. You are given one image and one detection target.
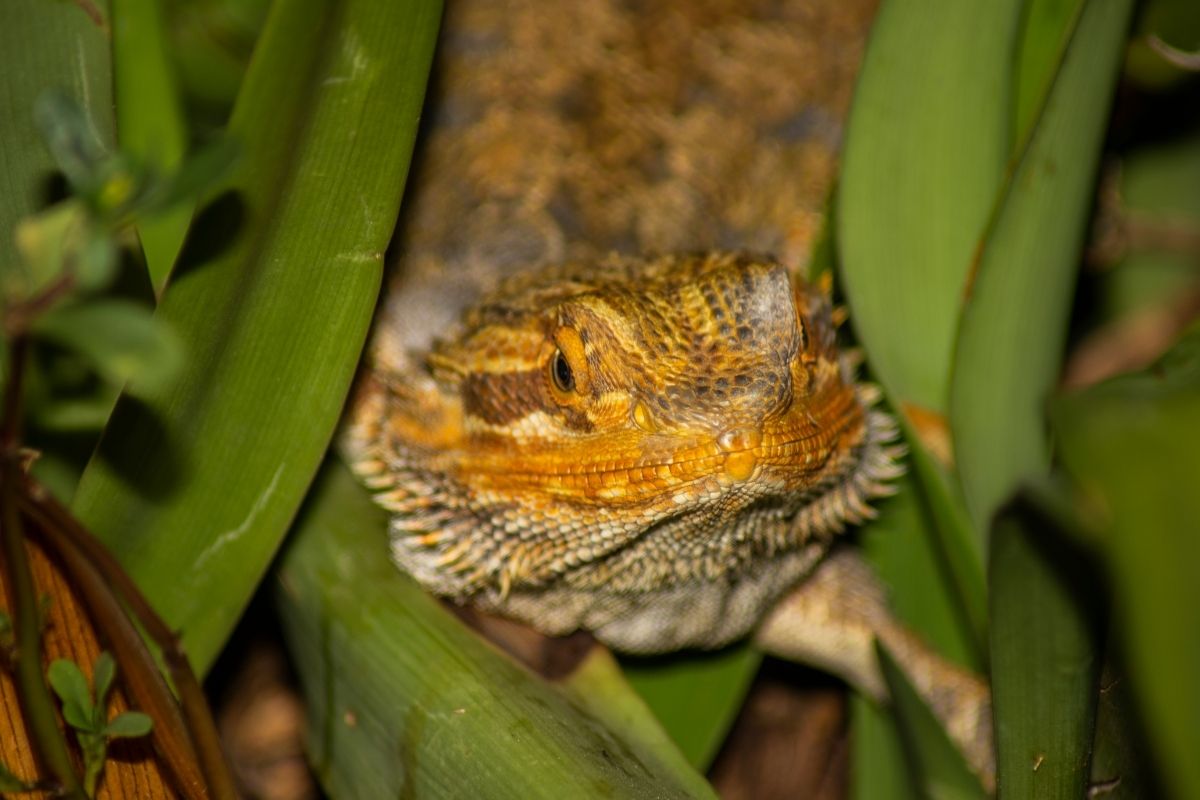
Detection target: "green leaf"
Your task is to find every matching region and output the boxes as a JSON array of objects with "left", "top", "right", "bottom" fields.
[
  {"left": 621, "top": 645, "right": 761, "bottom": 769},
  {"left": 112, "top": 0, "right": 192, "bottom": 291},
  {"left": 838, "top": 0, "right": 1021, "bottom": 415},
  {"left": 876, "top": 644, "right": 987, "bottom": 800},
  {"left": 71, "top": 0, "right": 443, "bottom": 674},
  {"left": 92, "top": 651, "right": 116, "bottom": 707},
  {"left": 1012, "top": 0, "right": 1085, "bottom": 145},
  {"left": 851, "top": 696, "right": 921, "bottom": 800},
  {"left": 0, "top": 0, "right": 114, "bottom": 277},
  {"left": 103, "top": 711, "right": 153, "bottom": 739},
  {"left": 277, "top": 460, "right": 715, "bottom": 798},
  {"left": 47, "top": 658, "right": 95, "bottom": 731},
  {"left": 988, "top": 495, "right": 1102, "bottom": 799},
  {"left": 32, "top": 89, "right": 111, "bottom": 199},
  {"left": 949, "top": 0, "right": 1135, "bottom": 534},
  {"left": 1051, "top": 322, "right": 1200, "bottom": 800},
  {"left": 9, "top": 202, "right": 88, "bottom": 300},
  {"left": 32, "top": 299, "right": 183, "bottom": 397}
]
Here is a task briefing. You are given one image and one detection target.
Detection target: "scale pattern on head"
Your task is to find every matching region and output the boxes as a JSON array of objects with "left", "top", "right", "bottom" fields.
[{"left": 345, "top": 253, "right": 903, "bottom": 651}]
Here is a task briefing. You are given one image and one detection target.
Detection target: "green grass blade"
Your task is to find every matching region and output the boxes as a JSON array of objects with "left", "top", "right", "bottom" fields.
[
  {"left": 838, "top": 0, "right": 1020, "bottom": 415},
  {"left": 876, "top": 643, "right": 987, "bottom": 800},
  {"left": 0, "top": 0, "right": 113, "bottom": 273},
  {"left": 277, "top": 460, "right": 715, "bottom": 799},
  {"left": 1051, "top": 323, "right": 1200, "bottom": 800},
  {"left": 111, "top": 0, "right": 191, "bottom": 292},
  {"left": 621, "top": 646, "right": 761, "bottom": 770},
  {"left": 1012, "top": 0, "right": 1086, "bottom": 145},
  {"left": 71, "top": 0, "right": 442, "bottom": 674},
  {"left": 851, "top": 697, "right": 920, "bottom": 800},
  {"left": 854, "top": 472, "right": 982, "bottom": 798},
  {"left": 988, "top": 496, "right": 1102, "bottom": 799},
  {"left": 948, "top": 0, "right": 1134, "bottom": 533}
]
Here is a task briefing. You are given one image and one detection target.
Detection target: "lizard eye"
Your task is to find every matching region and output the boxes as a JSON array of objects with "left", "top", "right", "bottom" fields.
[
  {"left": 551, "top": 349, "right": 575, "bottom": 393},
  {"left": 547, "top": 325, "right": 591, "bottom": 400}
]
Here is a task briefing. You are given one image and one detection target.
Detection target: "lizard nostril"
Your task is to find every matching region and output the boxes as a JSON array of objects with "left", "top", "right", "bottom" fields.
[
  {"left": 717, "top": 426, "right": 761, "bottom": 453},
  {"left": 718, "top": 426, "right": 762, "bottom": 483}
]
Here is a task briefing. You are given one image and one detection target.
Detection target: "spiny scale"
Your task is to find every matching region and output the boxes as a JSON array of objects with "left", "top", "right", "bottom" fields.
[{"left": 343, "top": 252, "right": 903, "bottom": 653}]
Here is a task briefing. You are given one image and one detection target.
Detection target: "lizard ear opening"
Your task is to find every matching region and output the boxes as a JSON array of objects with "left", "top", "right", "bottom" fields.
[{"left": 547, "top": 326, "right": 591, "bottom": 401}]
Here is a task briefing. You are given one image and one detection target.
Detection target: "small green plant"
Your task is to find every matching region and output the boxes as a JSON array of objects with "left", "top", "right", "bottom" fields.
[{"left": 47, "top": 652, "right": 153, "bottom": 797}]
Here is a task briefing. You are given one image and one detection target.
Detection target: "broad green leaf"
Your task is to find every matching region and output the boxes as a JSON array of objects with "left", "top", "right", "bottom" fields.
[
  {"left": 621, "top": 645, "right": 761, "bottom": 769},
  {"left": 988, "top": 496, "right": 1102, "bottom": 799},
  {"left": 1051, "top": 323, "right": 1200, "bottom": 800},
  {"left": 949, "top": 0, "right": 1134, "bottom": 534},
  {"left": 838, "top": 0, "right": 1020, "bottom": 415},
  {"left": 103, "top": 711, "right": 153, "bottom": 739},
  {"left": 0, "top": 0, "right": 113, "bottom": 274},
  {"left": 33, "top": 299, "right": 183, "bottom": 396},
  {"left": 47, "top": 658, "right": 94, "bottom": 731},
  {"left": 112, "top": 0, "right": 191, "bottom": 292},
  {"left": 877, "top": 644, "right": 987, "bottom": 800},
  {"left": 72, "top": 0, "right": 443, "bottom": 674},
  {"left": 1013, "top": 0, "right": 1085, "bottom": 145},
  {"left": 277, "top": 460, "right": 715, "bottom": 799}
]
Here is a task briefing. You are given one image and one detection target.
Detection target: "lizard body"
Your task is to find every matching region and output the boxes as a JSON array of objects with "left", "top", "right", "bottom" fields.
[{"left": 345, "top": 0, "right": 994, "bottom": 788}]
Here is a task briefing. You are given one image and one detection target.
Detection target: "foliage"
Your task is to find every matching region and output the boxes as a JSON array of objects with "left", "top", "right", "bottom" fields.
[
  {"left": 4, "top": 0, "right": 1199, "bottom": 796},
  {"left": 48, "top": 653, "right": 153, "bottom": 796}
]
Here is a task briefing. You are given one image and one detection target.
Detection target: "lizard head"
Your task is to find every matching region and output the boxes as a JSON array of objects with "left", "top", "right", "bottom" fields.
[{"left": 345, "top": 252, "right": 900, "bottom": 609}]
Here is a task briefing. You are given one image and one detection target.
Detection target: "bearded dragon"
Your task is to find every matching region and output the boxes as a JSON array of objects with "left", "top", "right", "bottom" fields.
[{"left": 343, "top": 0, "right": 993, "bottom": 789}]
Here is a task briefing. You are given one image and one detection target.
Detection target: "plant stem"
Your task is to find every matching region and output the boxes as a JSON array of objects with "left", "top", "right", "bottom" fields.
[
  {"left": 21, "top": 486, "right": 238, "bottom": 800},
  {"left": 0, "top": 336, "right": 85, "bottom": 797}
]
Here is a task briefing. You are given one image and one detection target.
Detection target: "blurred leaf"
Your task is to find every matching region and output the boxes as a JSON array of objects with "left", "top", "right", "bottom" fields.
[
  {"left": 876, "top": 643, "right": 987, "bottom": 800},
  {"left": 1100, "top": 132, "right": 1200, "bottom": 321},
  {"left": 167, "top": 0, "right": 270, "bottom": 120},
  {"left": 103, "top": 711, "right": 153, "bottom": 738},
  {"left": 851, "top": 696, "right": 921, "bottom": 800},
  {"left": 1051, "top": 322, "right": 1200, "bottom": 800},
  {"left": 621, "top": 645, "right": 761, "bottom": 769},
  {"left": 0, "top": 0, "right": 113, "bottom": 275},
  {"left": 1013, "top": 0, "right": 1084, "bottom": 146},
  {"left": 32, "top": 89, "right": 110, "bottom": 199},
  {"left": 988, "top": 494, "right": 1102, "bottom": 799},
  {"left": 112, "top": 0, "right": 191, "bottom": 291},
  {"left": 71, "top": 0, "right": 443, "bottom": 674},
  {"left": 9, "top": 201, "right": 107, "bottom": 299},
  {"left": 277, "top": 460, "right": 715, "bottom": 798},
  {"left": 134, "top": 138, "right": 238, "bottom": 221},
  {"left": 32, "top": 299, "right": 183, "bottom": 396},
  {"left": 853, "top": 470, "right": 982, "bottom": 799},
  {"left": 838, "top": 0, "right": 1020, "bottom": 415},
  {"left": 92, "top": 651, "right": 116, "bottom": 707},
  {"left": 901, "top": 435, "right": 988, "bottom": 658},
  {"left": 949, "top": 0, "right": 1135, "bottom": 534},
  {"left": 47, "top": 658, "right": 94, "bottom": 730},
  {"left": 1138, "top": 0, "right": 1200, "bottom": 52}
]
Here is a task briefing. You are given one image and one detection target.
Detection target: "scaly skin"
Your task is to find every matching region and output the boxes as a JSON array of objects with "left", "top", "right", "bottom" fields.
[
  {"left": 344, "top": 0, "right": 995, "bottom": 790},
  {"left": 347, "top": 252, "right": 901, "bottom": 652}
]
